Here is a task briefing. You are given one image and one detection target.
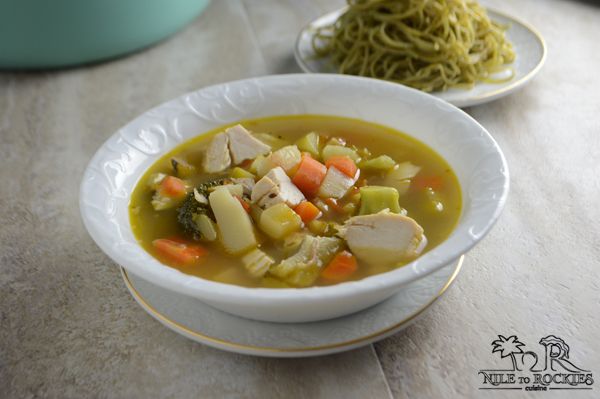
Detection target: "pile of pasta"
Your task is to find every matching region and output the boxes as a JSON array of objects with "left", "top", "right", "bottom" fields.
[{"left": 313, "top": 0, "right": 515, "bottom": 92}]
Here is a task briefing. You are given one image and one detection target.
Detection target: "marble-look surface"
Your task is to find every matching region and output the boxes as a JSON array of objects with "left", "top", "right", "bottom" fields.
[{"left": 1, "top": 0, "right": 598, "bottom": 398}]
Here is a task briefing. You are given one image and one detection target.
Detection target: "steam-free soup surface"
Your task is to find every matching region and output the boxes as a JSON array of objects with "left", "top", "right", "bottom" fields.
[{"left": 129, "top": 115, "right": 461, "bottom": 288}]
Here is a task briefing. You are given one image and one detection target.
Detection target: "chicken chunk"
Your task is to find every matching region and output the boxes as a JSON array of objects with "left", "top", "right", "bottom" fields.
[
  {"left": 251, "top": 166, "right": 305, "bottom": 208},
  {"left": 226, "top": 124, "right": 271, "bottom": 165},
  {"left": 202, "top": 131, "right": 231, "bottom": 173},
  {"left": 335, "top": 210, "right": 427, "bottom": 265},
  {"left": 251, "top": 175, "right": 278, "bottom": 203},
  {"left": 241, "top": 248, "right": 275, "bottom": 277}
]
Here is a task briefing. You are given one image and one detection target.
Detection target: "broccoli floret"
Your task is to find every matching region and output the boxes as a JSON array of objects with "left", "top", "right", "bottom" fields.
[{"left": 177, "top": 179, "right": 228, "bottom": 239}]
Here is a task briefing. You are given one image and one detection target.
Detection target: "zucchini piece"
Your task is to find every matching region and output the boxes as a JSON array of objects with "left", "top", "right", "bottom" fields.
[
  {"left": 362, "top": 155, "right": 396, "bottom": 171},
  {"left": 358, "top": 186, "right": 402, "bottom": 215}
]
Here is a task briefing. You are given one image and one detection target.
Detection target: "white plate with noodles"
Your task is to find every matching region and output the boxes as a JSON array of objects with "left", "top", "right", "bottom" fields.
[{"left": 294, "top": 3, "right": 546, "bottom": 108}]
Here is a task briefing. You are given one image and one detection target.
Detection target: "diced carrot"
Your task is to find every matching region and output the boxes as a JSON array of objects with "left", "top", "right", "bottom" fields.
[
  {"left": 411, "top": 175, "right": 442, "bottom": 192},
  {"left": 326, "top": 156, "right": 357, "bottom": 178},
  {"left": 157, "top": 176, "right": 188, "bottom": 197},
  {"left": 152, "top": 237, "right": 208, "bottom": 265},
  {"left": 234, "top": 195, "right": 251, "bottom": 214},
  {"left": 321, "top": 251, "right": 358, "bottom": 280},
  {"left": 291, "top": 155, "right": 327, "bottom": 197},
  {"left": 294, "top": 201, "right": 321, "bottom": 224}
]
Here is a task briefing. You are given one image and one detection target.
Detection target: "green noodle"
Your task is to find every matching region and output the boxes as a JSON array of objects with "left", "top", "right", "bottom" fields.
[{"left": 312, "top": 0, "right": 515, "bottom": 92}]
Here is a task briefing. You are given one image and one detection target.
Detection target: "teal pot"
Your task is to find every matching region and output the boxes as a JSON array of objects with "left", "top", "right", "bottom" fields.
[{"left": 0, "top": 0, "right": 211, "bottom": 69}]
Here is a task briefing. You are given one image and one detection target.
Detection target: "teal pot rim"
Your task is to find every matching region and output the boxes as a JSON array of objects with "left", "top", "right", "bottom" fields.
[{"left": 0, "top": 0, "right": 211, "bottom": 69}]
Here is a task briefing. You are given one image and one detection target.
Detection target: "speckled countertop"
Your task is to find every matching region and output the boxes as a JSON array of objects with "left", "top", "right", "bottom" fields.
[{"left": 1, "top": 0, "right": 599, "bottom": 398}]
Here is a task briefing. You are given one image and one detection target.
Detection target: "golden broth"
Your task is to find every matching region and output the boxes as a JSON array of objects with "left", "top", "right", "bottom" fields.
[{"left": 129, "top": 115, "right": 461, "bottom": 288}]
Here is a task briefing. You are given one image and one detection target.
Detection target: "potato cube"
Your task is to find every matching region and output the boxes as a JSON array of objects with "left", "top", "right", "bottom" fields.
[
  {"left": 269, "top": 145, "right": 302, "bottom": 175},
  {"left": 259, "top": 203, "right": 302, "bottom": 240}
]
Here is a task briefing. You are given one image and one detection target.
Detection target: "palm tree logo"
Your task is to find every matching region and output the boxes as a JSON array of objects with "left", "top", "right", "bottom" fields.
[
  {"left": 487, "top": 334, "right": 589, "bottom": 373},
  {"left": 491, "top": 335, "right": 526, "bottom": 371}
]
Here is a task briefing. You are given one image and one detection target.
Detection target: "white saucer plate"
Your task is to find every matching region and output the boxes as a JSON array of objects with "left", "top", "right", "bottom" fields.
[
  {"left": 122, "top": 256, "right": 463, "bottom": 357},
  {"left": 294, "top": 7, "right": 546, "bottom": 108}
]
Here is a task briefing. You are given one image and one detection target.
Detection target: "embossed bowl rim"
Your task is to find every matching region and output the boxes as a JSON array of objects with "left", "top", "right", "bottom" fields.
[{"left": 79, "top": 74, "right": 509, "bottom": 322}]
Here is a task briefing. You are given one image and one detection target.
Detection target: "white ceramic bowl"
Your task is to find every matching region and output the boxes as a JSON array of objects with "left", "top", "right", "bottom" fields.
[{"left": 79, "top": 74, "right": 509, "bottom": 323}]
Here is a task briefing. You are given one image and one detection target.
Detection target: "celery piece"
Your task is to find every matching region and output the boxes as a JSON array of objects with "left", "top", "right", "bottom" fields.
[
  {"left": 249, "top": 155, "right": 265, "bottom": 175},
  {"left": 342, "top": 202, "right": 359, "bottom": 216},
  {"left": 230, "top": 167, "right": 256, "bottom": 180},
  {"left": 259, "top": 203, "right": 302, "bottom": 240},
  {"left": 358, "top": 186, "right": 402, "bottom": 215},
  {"left": 312, "top": 198, "right": 329, "bottom": 213},
  {"left": 393, "top": 161, "right": 421, "bottom": 180},
  {"left": 322, "top": 145, "right": 359, "bottom": 163},
  {"left": 274, "top": 230, "right": 308, "bottom": 254},
  {"left": 384, "top": 162, "right": 421, "bottom": 195},
  {"left": 249, "top": 203, "right": 263, "bottom": 224},
  {"left": 195, "top": 214, "right": 218, "bottom": 241},
  {"left": 362, "top": 155, "right": 396, "bottom": 171},
  {"left": 294, "top": 132, "right": 321, "bottom": 159},
  {"left": 307, "top": 220, "right": 339, "bottom": 237}
]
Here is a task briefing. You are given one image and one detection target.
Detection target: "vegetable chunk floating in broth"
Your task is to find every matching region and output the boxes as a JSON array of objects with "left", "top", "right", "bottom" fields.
[{"left": 129, "top": 116, "right": 461, "bottom": 288}]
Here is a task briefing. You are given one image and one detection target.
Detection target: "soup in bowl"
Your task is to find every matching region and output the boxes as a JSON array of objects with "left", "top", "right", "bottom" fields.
[{"left": 80, "top": 74, "right": 508, "bottom": 322}]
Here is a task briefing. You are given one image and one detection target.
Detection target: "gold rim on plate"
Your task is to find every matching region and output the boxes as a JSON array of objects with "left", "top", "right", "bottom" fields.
[{"left": 121, "top": 255, "right": 464, "bottom": 354}]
